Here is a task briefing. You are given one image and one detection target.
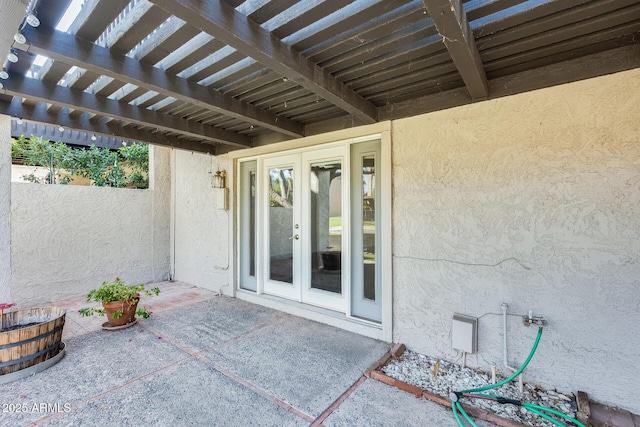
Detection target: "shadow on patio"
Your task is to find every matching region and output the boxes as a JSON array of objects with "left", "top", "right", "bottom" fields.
[{"left": 0, "top": 281, "right": 476, "bottom": 427}]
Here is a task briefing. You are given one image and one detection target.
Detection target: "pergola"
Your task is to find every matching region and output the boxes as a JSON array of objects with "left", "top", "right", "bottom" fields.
[{"left": 1, "top": 0, "right": 639, "bottom": 154}]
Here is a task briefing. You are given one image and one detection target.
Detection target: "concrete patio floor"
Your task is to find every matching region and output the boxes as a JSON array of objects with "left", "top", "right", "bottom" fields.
[{"left": 1, "top": 281, "right": 494, "bottom": 427}]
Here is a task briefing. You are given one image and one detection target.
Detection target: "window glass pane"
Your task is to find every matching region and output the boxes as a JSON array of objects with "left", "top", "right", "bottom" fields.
[
  {"left": 249, "top": 170, "right": 256, "bottom": 277},
  {"left": 240, "top": 161, "right": 257, "bottom": 291},
  {"left": 362, "top": 155, "right": 376, "bottom": 301},
  {"left": 310, "top": 160, "right": 342, "bottom": 294}
]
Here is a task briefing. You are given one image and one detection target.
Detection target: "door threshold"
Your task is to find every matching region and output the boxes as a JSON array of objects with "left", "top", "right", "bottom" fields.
[{"left": 236, "top": 290, "right": 385, "bottom": 341}]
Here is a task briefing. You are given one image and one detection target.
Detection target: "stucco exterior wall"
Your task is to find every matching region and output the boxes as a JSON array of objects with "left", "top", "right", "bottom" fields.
[
  {"left": 0, "top": 116, "right": 11, "bottom": 303},
  {"left": 173, "top": 150, "right": 231, "bottom": 293},
  {"left": 392, "top": 68, "right": 640, "bottom": 413},
  {"left": 10, "top": 145, "right": 171, "bottom": 305}
]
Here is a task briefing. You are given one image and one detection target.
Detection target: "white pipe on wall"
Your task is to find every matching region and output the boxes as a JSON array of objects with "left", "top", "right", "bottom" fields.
[{"left": 502, "top": 303, "right": 524, "bottom": 393}]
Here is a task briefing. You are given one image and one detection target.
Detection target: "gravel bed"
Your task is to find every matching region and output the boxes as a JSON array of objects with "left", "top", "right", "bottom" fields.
[{"left": 381, "top": 350, "right": 578, "bottom": 426}]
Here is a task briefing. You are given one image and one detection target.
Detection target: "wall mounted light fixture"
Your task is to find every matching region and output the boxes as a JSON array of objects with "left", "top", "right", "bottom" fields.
[
  {"left": 212, "top": 170, "right": 228, "bottom": 210},
  {"left": 212, "top": 170, "right": 226, "bottom": 189},
  {"left": 0, "top": 69, "right": 9, "bottom": 80}
]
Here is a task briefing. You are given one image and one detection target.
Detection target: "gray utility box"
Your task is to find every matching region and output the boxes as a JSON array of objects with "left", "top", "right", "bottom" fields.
[{"left": 452, "top": 314, "right": 478, "bottom": 353}]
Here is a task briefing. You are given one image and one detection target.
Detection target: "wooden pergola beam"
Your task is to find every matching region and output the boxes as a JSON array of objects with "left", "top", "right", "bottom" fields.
[
  {"left": 2, "top": 73, "right": 251, "bottom": 148},
  {"left": 148, "top": 0, "right": 379, "bottom": 123},
  {"left": 17, "top": 25, "right": 304, "bottom": 138},
  {"left": 0, "top": 98, "right": 217, "bottom": 154},
  {"left": 422, "top": 0, "right": 489, "bottom": 99}
]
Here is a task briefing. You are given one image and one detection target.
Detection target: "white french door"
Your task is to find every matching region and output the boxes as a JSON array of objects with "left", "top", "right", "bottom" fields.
[
  {"left": 239, "top": 139, "right": 383, "bottom": 322},
  {"left": 300, "top": 147, "right": 346, "bottom": 311},
  {"left": 261, "top": 149, "right": 346, "bottom": 312},
  {"left": 262, "top": 154, "right": 302, "bottom": 300}
]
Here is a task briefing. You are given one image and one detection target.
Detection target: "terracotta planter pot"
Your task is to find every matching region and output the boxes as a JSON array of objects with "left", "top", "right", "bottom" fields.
[{"left": 102, "top": 295, "right": 139, "bottom": 327}]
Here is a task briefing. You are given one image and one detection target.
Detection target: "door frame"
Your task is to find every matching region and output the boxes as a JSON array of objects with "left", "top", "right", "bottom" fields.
[{"left": 231, "top": 123, "right": 393, "bottom": 342}]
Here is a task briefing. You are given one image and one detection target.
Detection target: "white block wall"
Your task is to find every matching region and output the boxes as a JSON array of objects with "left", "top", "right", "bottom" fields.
[{"left": 9, "top": 145, "right": 171, "bottom": 305}]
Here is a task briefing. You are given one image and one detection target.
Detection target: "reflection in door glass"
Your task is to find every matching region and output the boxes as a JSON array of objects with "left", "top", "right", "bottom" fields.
[
  {"left": 310, "top": 161, "right": 342, "bottom": 294},
  {"left": 269, "top": 167, "right": 294, "bottom": 284},
  {"left": 249, "top": 170, "right": 256, "bottom": 277},
  {"left": 362, "top": 155, "right": 376, "bottom": 301}
]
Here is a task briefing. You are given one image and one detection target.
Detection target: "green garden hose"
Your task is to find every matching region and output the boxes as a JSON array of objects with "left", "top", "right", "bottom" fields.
[
  {"left": 455, "top": 402, "right": 478, "bottom": 427},
  {"left": 461, "top": 326, "right": 543, "bottom": 394},
  {"left": 525, "top": 406, "right": 566, "bottom": 427},
  {"left": 450, "top": 326, "right": 586, "bottom": 427},
  {"left": 524, "top": 403, "right": 586, "bottom": 426}
]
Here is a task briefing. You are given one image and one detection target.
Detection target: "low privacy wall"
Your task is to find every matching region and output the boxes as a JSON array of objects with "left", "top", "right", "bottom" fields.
[
  {"left": 391, "top": 68, "right": 640, "bottom": 414},
  {"left": 9, "top": 146, "right": 171, "bottom": 305}
]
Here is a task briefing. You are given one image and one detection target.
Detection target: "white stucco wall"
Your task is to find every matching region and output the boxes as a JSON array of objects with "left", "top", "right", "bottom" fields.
[
  {"left": 173, "top": 150, "right": 231, "bottom": 293},
  {"left": 0, "top": 116, "right": 12, "bottom": 303},
  {"left": 392, "top": 68, "right": 640, "bottom": 413},
  {"left": 10, "top": 145, "right": 171, "bottom": 305}
]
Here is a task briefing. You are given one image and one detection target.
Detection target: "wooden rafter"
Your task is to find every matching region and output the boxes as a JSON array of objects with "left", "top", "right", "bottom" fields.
[
  {"left": 2, "top": 73, "right": 252, "bottom": 148},
  {"left": 378, "top": 44, "right": 640, "bottom": 120},
  {"left": 0, "top": 98, "right": 217, "bottom": 154},
  {"left": 422, "top": 0, "right": 488, "bottom": 99},
  {"left": 16, "top": 25, "right": 304, "bottom": 138},
  {"left": 148, "top": 0, "right": 379, "bottom": 124}
]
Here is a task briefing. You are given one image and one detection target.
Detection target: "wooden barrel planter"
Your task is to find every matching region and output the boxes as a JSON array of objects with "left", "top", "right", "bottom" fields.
[{"left": 0, "top": 307, "right": 66, "bottom": 381}]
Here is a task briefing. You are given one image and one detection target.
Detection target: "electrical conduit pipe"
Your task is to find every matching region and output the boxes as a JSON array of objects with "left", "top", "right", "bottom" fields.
[{"left": 502, "top": 303, "right": 523, "bottom": 393}]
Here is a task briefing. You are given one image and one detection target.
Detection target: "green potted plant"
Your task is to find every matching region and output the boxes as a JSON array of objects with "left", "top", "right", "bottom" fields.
[{"left": 79, "top": 278, "right": 160, "bottom": 330}]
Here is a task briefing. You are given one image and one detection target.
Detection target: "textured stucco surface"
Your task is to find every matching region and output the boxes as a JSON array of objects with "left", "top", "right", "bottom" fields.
[
  {"left": 392, "top": 68, "right": 640, "bottom": 413},
  {"left": 0, "top": 116, "right": 11, "bottom": 302},
  {"left": 10, "top": 145, "right": 171, "bottom": 305},
  {"left": 173, "top": 150, "right": 231, "bottom": 293},
  {"left": 150, "top": 146, "right": 172, "bottom": 283}
]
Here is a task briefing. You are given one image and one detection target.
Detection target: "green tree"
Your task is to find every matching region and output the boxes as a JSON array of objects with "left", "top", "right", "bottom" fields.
[
  {"left": 11, "top": 136, "right": 149, "bottom": 189},
  {"left": 70, "top": 145, "right": 126, "bottom": 187},
  {"left": 11, "top": 135, "right": 74, "bottom": 184},
  {"left": 119, "top": 142, "right": 149, "bottom": 188}
]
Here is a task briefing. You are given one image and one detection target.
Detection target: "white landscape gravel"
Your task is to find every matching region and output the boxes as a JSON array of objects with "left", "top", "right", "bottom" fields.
[{"left": 381, "top": 350, "right": 578, "bottom": 427}]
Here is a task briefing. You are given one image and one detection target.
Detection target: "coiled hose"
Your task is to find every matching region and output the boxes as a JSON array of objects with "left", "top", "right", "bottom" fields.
[{"left": 450, "top": 326, "right": 586, "bottom": 427}]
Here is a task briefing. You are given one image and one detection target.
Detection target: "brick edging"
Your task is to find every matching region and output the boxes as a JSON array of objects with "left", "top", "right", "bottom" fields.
[{"left": 366, "top": 345, "right": 530, "bottom": 427}]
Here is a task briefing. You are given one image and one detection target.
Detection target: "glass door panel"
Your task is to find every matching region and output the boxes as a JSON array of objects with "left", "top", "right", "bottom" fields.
[
  {"left": 268, "top": 165, "right": 294, "bottom": 283},
  {"left": 263, "top": 155, "right": 300, "bottom": 300},
  {"left": 301, "top": 146, "right": 346, "bottom": 312}
]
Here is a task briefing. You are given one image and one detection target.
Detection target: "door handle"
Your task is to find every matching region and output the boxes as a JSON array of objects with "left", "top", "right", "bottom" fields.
[{"left": 289, "top": 234, "right": 299, "bottom": 240}]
